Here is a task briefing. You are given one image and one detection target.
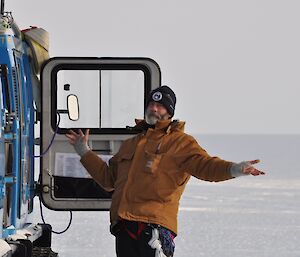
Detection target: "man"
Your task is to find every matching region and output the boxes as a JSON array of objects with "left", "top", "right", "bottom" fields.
[{"left": 66, "top": 85, "right": 265, "bottom": 257}]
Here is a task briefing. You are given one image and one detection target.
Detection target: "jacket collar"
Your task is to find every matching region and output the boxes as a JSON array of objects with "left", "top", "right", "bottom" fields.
[{"left": 133, "top": 119, "right": 185, "bottom": 133}]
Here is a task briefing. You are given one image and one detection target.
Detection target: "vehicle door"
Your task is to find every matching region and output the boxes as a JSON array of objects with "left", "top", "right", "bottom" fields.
[{"left": 40, "top": 57, "right": 161, "bottom": 210}]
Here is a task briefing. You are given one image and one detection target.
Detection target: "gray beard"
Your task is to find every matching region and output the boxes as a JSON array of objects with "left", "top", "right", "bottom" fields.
[
  {"left": 145, "top": 112, "right": 160, "bottom": 125},
  {"left": 145, "top": 108, "right": 164, "bottom": 125},
  {"left": 145, "top": 111, "right": 170, "bottom": 125}
]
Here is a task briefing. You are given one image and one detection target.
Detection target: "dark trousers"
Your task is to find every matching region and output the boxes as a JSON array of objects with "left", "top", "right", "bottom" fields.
[{"left": 114, "top": 221, "right": 175, "bottom": 257}]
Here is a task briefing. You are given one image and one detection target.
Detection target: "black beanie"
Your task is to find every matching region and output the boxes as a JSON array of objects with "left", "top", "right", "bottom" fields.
[{"left": 147, "top": 85, "right": 177, "bottom": 117}]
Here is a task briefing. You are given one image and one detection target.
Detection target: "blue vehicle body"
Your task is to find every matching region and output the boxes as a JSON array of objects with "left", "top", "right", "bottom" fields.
[
  {"left": 0, "top": 9, "right": 54, "bottom": 256},
  {"left": 0, "top": 31, "right": 35, "bottom": 236}
]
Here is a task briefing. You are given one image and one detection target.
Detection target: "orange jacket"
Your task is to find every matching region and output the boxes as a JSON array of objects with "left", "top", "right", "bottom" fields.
[{"left": 80, "top": 119, "right": 233, "bottom": 234}]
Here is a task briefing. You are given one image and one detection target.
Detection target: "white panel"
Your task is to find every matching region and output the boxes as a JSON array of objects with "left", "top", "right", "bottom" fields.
[
  {"left": 57, "top": 70, "right": 100, "bottom": 128},
  {"left": 101, "top": 70, "right": 144, "bottom": 128}
]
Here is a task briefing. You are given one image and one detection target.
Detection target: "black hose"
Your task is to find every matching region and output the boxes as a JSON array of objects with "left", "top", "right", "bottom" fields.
[
  {"left": 38, "top": 173, "right": 73, "bottom": 234},
  {"left": 1, "top": 0, "right": 4, "bottom": 15}
]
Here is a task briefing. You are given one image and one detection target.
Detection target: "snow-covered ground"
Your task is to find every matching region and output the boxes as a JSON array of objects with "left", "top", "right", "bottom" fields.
[{"left": 33, "top": 135, "right": 300, "bottom": 257}]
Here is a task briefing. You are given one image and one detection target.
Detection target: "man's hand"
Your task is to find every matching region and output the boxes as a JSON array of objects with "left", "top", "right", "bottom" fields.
[
  {"left": 241, "top": 159, "right": 265, "bottom": 176},
  {"left": 230, "top": 159, "right": 265, "bottom": 177},
  {"left": 65, "top": 129, "right": 90, "bottom": 157}
]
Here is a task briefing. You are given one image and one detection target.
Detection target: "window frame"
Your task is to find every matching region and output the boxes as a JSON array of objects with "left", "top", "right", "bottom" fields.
[{"left": 51, "top": 62, "right": 153, "bottom": 134}]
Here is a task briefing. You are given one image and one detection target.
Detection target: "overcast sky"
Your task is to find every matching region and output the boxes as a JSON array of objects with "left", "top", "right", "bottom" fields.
[{"left": 7, "top": 0, "right": 300, "bottom": 134}]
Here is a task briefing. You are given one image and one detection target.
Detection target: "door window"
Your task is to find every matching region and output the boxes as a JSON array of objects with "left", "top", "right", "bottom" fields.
[{"left": 55, "top": 68, "right": 145, "bottom": 132}]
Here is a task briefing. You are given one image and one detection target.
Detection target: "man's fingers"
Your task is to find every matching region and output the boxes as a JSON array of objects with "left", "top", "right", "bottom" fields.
[
  {"left": 65, "top": 134, "right": 77, "bottom": 144},
  {"left": 65, "top": 134, "right": 76, "bottom": 140},
  {"left": 243, "top": 159, "right": 265, "bottom": 176},
  {"left": 252, "top": 169, "right": 264, "bottom": 175},
  {"left": 69, "top": 130, "right": 80, "bottom": 137},
  {"left": 78, "top": 129, "right": 84, "bottom": 137},
  {"left": 248, "top": 159, "right": 260, "bottom": 165},
  {"left": 85, "top": 129, "right": 90, "bottom": 138},
  {"left": 249, "top": 168, "right": 265, "bottom": 176},
  {"left": 256, "top": 169, "right": 265, "bottom": 175},
  {"left": 243, "top": 165, "right": 265, "bottom": 175}
]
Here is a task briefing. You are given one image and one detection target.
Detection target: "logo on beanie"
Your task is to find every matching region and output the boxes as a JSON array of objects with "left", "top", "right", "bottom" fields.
[{"left": 152, "top": 92, "right": 162, "bottom": 101}]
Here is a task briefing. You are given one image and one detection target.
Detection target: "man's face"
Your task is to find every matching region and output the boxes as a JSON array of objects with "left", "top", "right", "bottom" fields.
[{"left": 145, "top": 102, "right": 170, "bottom": 125}]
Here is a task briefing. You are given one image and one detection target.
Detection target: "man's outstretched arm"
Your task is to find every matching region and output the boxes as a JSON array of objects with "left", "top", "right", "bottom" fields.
[
  {"left": 176, "top": 135, "right": 265, "bottom": 182},
  {"left": 66, "top": 129, "right": 115, "bottom": 191}
]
